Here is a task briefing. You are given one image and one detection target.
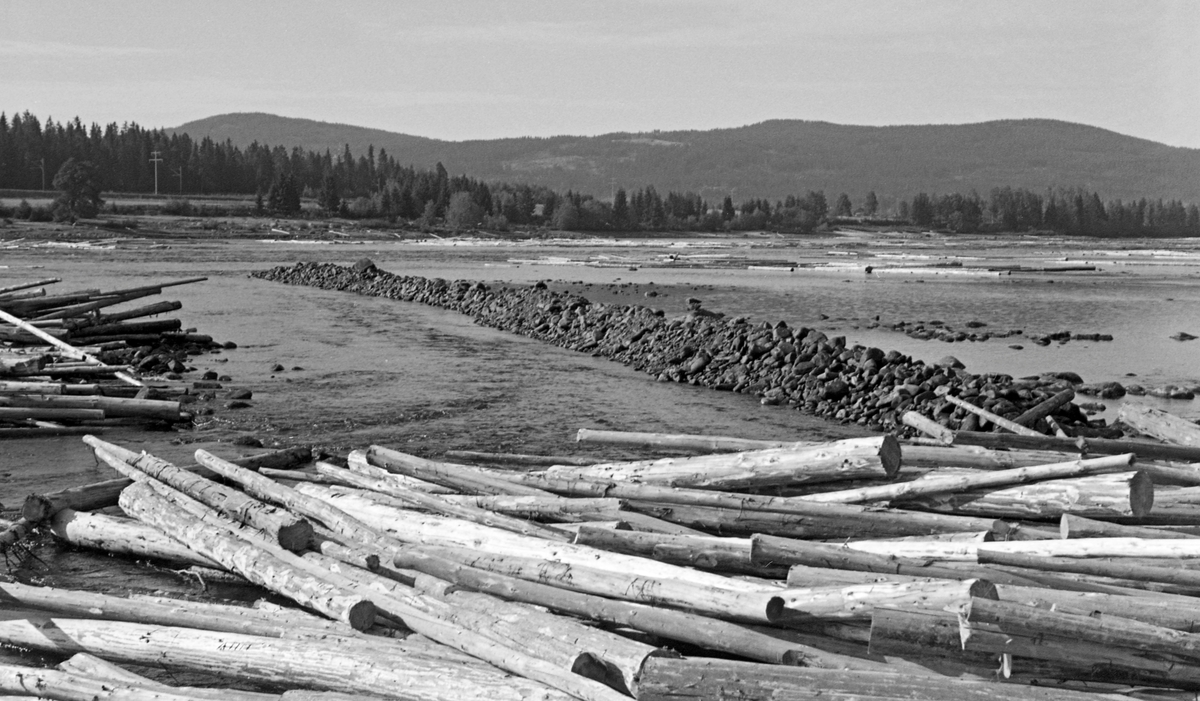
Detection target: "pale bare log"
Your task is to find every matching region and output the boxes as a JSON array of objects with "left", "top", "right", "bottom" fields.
[
  {"left": 945, "top": 394, "right": 1041, "bottom": 436},
  {"left": 901, "top": 411, "right": 955, "bottom": 443},
  {"left": 1060, "top": 513, "right": 1200, "bottom": 539},
  {"left": 1119, "top": 402, "right": 1200, "bottom": 446},
  {"left": 574, "top": 427, "right": 818, "bottom": 452},
  {"left": 802, "top": 453, "right": 1136, "bottom": 504},
  {"left": 542, "top": 436, "right": 902, "bottom": 489},
  {"left": 49, "top": 508, "right": 219, "bottom": 569},
  {"left": 364, "top": 445, "right": 554, "bottom": 496},
  {"left": 896, "top": 470, "right": 1153, "bottom": 519}
]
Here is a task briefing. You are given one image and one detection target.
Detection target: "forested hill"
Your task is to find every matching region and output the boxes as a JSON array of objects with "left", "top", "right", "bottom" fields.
[{"left": 173, "top": 114, "right": 1200, "bottom": 203}]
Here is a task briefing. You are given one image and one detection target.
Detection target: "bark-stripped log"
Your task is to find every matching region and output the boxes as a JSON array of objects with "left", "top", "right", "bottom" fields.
[
  {"left": 953, "top": 430, "right": 1200, "bottom": 463},
  {"left": 897, "top": 470, "right": 1153, "bottom": 519},
  {"left": 1118, "top": 403, "right": 1200, "bottom": 447},
  {"left": 848, "top": 536, "right": 1200, "bottom": 562},
  {"left": 56, "top": 653, "right": 282, "bottom": 701},
  {"left": 363, "top": 446, "right": 555, "bottom": 496},
  {"left": 87, "top": 437, "right": 313, "bottom": 550},
  {"left": 542, "top": 436, "right": 902, "bottom": 489},
  {"left": 803, "top": 453, "right": 1136, "bottom": 504},
  {"left": 0, "top": 616, "right": 570, "bottom": 701},
  {"left": 118, "top": 481, "right": 374, "bottom": 630},
  {"left": 771, "top": 578, "right": 997, "bottom": 622},
  {"left": 49, "top": 508, "right": 219, "bottom": 569},
  {"left": 945, "top": 394, "right": 1042, "bottom": 436},
  {"left": 1060, "top": 513, "right": 1200, "bottom": 539}
]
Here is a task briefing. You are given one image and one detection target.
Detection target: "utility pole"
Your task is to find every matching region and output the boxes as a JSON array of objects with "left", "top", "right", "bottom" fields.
[
  {"left": 149, "top": 151, "right": 163, "bottom": 195},
  {"left": 171, "top": 166, "right": 183, "bottom": 195},
  {"left": 32, "top": 158, "right": 45, "bottom": 190}
]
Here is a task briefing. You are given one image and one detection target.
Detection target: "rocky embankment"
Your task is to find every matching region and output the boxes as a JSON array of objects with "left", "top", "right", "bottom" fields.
[{"left": 252, "top": 261, "right": 1113, "bottom": 437}]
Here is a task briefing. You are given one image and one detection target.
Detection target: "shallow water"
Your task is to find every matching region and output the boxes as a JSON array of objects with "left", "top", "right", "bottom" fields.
[{"left": 3, "top": 231, "right": 1200, "bottom": 674}]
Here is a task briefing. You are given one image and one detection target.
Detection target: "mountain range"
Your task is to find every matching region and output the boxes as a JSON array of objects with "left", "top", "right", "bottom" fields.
[{"left": 172, "top": 114, "right": 1200, "bottom": 203}]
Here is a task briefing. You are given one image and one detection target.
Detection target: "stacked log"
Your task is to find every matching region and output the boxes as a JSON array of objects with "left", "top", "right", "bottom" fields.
[
  {"left": 0, "top": 276, "right": 233, "bottom": 434},
  {"left": 18, "top": 419, "right": 1200, "bottom": 699}
]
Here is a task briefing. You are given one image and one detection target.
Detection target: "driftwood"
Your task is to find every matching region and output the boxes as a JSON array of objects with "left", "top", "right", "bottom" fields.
[
  {"left": 771, "top": 578, "right": 996, "bottom": 622},
  {"left": 901, "top": 411, "right": 955, "bottom": 443},
  {"left": 847, "top": 536, "right": 1200, "bottom": 562},
  {"left": 541, "top": 436, "right": 902, "bottom": 489},
  {"left": 1012, "top": 388, "right": 1076, "bottom": 427},
  {"left": 363, "top": 445, "right": 554, "bottom": 496},
  {"left": 49, "top": 508, "right": 221, "bottom": 569},
  {"left": 0, "top": 307, "right": 142, "bottom": 386},
  {"left": 56, "top": 653, "right": 283, "bottom": 701},
  {"left": 444, "top": 449, "right": 597, "bottom": 467},
  {"left": 574, "top": 427, "right": 818, "bottom": 452},
  {"left": 952, "top": 430, "right": 1200, "bottom": 463}
]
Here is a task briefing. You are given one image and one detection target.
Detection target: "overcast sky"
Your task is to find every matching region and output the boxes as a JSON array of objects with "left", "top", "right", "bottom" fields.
[{"left": 3, "top": 1, "right": 1197, "bottom": 148}]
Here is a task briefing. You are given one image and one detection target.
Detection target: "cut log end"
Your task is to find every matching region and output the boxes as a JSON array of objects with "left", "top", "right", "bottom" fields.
[
  {"left": 879, "top": 434, "right": 902, "bottom": 476},
  {"left": 345, "top": 600, "right": 376, "bottom": 632},
  {"left": 19, "top": 495, "right": 53, "bottom": 523},
  {"left": 1131, "top": 470, "right": 1155, "bottom": 518},
  {"left": 278, "top": 521, "right": 316, "bottom": 552}
]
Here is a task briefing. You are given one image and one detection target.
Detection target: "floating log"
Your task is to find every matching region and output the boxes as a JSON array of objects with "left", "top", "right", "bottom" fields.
[
  {"left": 0, "top": 406, "right": 104, "bottom": 421},
  {"left": 1012, "top": 388, "right": 1076, "bottom": 427},
  {"left": 541, "top": 436, "right": 902, "bottom": 489},
  {"left": 945, "top": 394, "right": 1042, "bottom": 436},
  {"left": 0, "top": 615, "right": 570, "bottom": 701},
  {"left": 1118, "top": 403, "right": 1200, "bottom": 446},
  {"left": 22, "top": 445, "right": 312, "bottom": 522},
  {"left": 394, "top": 546, "right": 903, "bottom": 670},
  {"left": 896, "top": 470, "right": 1153, "bottom": 519},
  {"left": 86, "top": 437, "right": 313, "bottom": 551},
  {"left": 1060, "top": 514, "right": 1200, "bottom": 539},
  {"left": 119, "top": 480, "right": 375, "bottom": 630},
  {"left": 801, "top": 453, "right": 1136, "bottom": 504},
  {"left": 634, "top": 657, "right": 1124, "bottom": 701},
  {"left": 498, "top": 472, "right": 1007, "bottom": 538},
  {"left": 953, "top": 430, "right": 1200, "bottom": 463},
  {"left": 312, "top": 461, "right": 571, "bottom": 542},
  {"left": 292, "top": 483, "right": 771, "bottom": 593},
  {"left": 49, "top": 508, "right": 220, "bottom": 569}
]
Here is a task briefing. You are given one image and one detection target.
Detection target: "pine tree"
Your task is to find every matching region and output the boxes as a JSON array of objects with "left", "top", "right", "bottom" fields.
[
  {"left": 834, "top": 193, "right": 852, "bottom": 217},
  {"left": 864, "top": 191, "right": 878, "bottom": 216}
]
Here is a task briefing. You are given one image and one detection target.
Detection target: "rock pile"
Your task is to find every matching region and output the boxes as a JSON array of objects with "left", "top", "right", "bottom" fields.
[{"left": 253, "top": 261, "right": 1108, "bottom": 436}]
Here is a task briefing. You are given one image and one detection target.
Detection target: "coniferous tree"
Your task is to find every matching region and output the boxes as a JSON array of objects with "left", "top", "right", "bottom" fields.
[{"left": 834, "top": 193, "right": 852, "bottom": 217}]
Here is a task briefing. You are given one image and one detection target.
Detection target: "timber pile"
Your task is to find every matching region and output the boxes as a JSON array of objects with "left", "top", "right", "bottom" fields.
[
  {"left": 251, "top": 262, "right": 1113, "bottom": 439},
  {"left": 0, "top": 276, "right": 231, "bottom": 434},
  {"left": 10, "top": 420, "right": 1200, "bottom": 700}
]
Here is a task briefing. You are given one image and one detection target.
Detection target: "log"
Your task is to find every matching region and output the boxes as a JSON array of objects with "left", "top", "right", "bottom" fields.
[
  {"left": 1060, "top": 513, "right": 1200, "bottom": 539},
  {"left": 395, "top": 545, "right": 785, "bottom": 623},
  {"left": 1012, "top": 388, "right": 1076, "bottom": 427},
  {"left": 118, "top": 481, "right": 375, "bottom": 630},
  {"left": 0, "top": 426, "right": 94, "bottom": 438},
  {"left": 753, "top": 535, "right": 1067, "bottom": 589},
  {"left": 439, "top": 495, "right": 626, "bottom": 521},
  {"left": 977, "top": 549, "right": 1200, "bottom": 588},
  {"left": 391, "top": 546, "right": 859, "bottom": 669},
  {"left": 66, "top": 300, "right": 183, "bottom": 328},
  {"left": 869, "top": 606, "right": 1200, "bottom": 690},
  {"left": 22, "top": 445, "right": 312, "bottom": 522},
  {"left": 1119, "top": 402, "right": 1200, "bottom": 446},
  {"left": 56, "top": 654, "right": 281, "bottom": 701},
  {"left": 945, "top": 394, "right": 1042, "bottom": 436},
  {"left": 86, "top": 437, "right": 313, "bottom": 551},
  {"left": 0, "top": 394, "right": 182, "bottom": 421},
  {"left": 1126, "top": 485, "right": 1200, "bottom": 525},
  {"left": 771, "top": 578, "right": 996, "bottom": 622},
  {"left": 954, "top": 430, "right": 1200, "bottom": 462},
  {"left": 0, "top": 662, "right": 225, "bottom": 701},
  {"left": 901, "top": 411, "right": 955, "bottom": 443},
  {"left": 312, "top": 461, "right": 572, "bottom": 541},
  {"left": 801, "top": 453, "right": 1136, "bottom": 504},
  {"left": 312, "top": 550, "right": 666, "bottom": 696},
  {"left": 896, "top": 470, "right": 1154, "bottom": 519},
  {"left": 0, "top": 406, "right": 104, "bottom": 421},
  {"left": 0, "top": 355, "right": 45, "bottom": 376},
  {"left": 364, "top": 445, "right": 554, "bottom": 496},
  {"left": 0, "top": 615, "right": 571, "bottom": 701},
  {"left": 346, "top": 449, "right": 454, "bottom": 493},
  {"left": 635, "top": 657, "right": 1127, "bottom": 701},
  {"left": 0, "top": 580, "right": 355, "bottom": 639},
  {"left": 71, "top": 317, "right": 183, "bottom": 338},
  {"left": 50, "top": 508, "right": 221, "bottom": 569},
  {"left": 0, "top": 277, "right": 60, "bottom": 296},
  {"left": 0, "top": 518, "right": 32, "bottom": 555},
  {"left": 996, "top": 584, "right": 1200, "bottom": 632},
  {"left": 290, "top": 483, "right": 785, "bottom": 594},
  {"left": 0, "top": 307, "right": 142, "bottom": 386},
  {"left": 848, "top": 536, "right": 1200, "bottom": 562},
  {"left": 542, "top": 436, "right": 903, "bottom": 489},
  {"left": 497, "top": 472, "right": 1009, "bottom": 539},
  {"left": 574, "top": 427, "right": 818, "bottom": 452},
  {"left": 444, "top": 449, "right": 597, "bottom": 467}
]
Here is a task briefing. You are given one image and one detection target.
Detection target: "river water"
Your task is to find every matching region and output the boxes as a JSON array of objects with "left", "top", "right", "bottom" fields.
[{"left": 2, "top": 229, "right": 1200, "bottom": 673}]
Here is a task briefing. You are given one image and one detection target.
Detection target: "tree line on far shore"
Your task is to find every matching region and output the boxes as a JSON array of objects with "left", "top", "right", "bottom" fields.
[{"left": 2, "top": 110, "right": 1197, "bottom": 238}]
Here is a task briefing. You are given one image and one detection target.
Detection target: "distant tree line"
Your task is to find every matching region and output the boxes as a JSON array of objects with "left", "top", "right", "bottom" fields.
[{"left": 2, "top": 111, "right": 1197, "bottom": 237}]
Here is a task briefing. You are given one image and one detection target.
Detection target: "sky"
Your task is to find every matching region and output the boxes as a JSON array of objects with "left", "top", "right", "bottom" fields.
[{"left": 2, "top": 0, "right": 1198, "bottom": 148}]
